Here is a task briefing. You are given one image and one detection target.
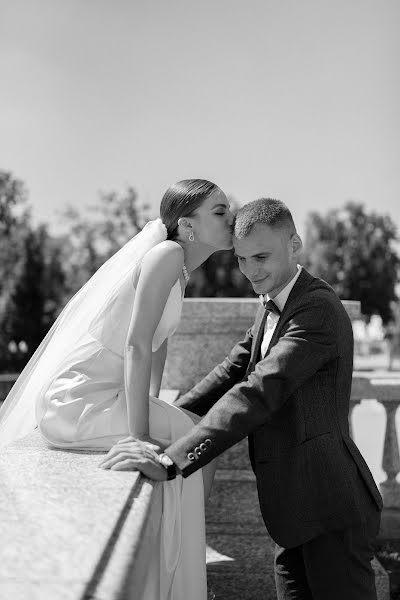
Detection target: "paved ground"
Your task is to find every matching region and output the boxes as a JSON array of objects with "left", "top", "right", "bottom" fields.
[
  {"left": 205, "top": 475, "right": 277, "bottom": 600},
  {"left": 204, "top": 441, "right": 278, "bottom": 600}
]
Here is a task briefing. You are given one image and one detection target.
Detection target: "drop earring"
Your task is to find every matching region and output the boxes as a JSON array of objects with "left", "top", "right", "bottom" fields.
[{"left": 189, "top": 231, "right": 194, "bottom": 242}]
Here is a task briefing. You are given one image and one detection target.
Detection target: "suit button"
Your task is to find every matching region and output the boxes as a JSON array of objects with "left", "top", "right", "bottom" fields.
[
  {"left": 194, "top": 446, "right": 202, "bottom": 456},
  {"left": 187, "top": 452, "right": 195, "bottom": 461},
  {"left": 200, "top": 443, "right": 207, "bottom": 452},
  {"left": 205, "top": 439, "right": 212, "bottom": 447}
]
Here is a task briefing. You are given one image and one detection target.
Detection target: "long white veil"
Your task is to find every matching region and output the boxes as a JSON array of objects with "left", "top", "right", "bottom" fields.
[{"left": 0, "top": 218, "right": 167, "bottom": 447}]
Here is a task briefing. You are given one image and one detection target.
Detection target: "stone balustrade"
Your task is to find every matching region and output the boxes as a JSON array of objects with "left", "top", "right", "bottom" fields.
[
  {"left": 0, "top": 430, "right": 163, "bottom": 599},
  {"left": 1, "top": 298, "right": 399, "bottom": 517},
  {"left": 0, "top": 298, "right": 396, "bottom": 598},
  {"left": 351, "top": 376, "right": 400, "bottom": 512}
]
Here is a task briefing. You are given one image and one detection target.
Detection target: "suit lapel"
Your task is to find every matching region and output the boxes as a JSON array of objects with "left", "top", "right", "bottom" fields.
[
  {"left": 250, "top": 268, "right": 315, "bottom": 365},
  {"left": 246, "top": 306, "right": 268, "bottom": 375}
]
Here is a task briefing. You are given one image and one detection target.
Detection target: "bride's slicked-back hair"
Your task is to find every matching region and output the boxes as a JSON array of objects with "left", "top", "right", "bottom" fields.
[{"left": 160, "top": 179, "right": 218, "bottom": 240}]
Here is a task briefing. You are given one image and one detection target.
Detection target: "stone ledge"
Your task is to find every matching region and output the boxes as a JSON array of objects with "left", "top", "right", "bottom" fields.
[{"left": 0, "top": 431, "right": 160, "bottom": 600}]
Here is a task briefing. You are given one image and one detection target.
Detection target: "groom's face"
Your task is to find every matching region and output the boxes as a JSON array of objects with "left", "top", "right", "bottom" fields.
[{"left": 233, "top": 222, "right": 299, "bottom": 297}]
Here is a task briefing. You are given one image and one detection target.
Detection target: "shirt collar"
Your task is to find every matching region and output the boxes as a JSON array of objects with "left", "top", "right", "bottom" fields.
[{"left": 259, "top": 265, "right": 302, "bottom": 314}]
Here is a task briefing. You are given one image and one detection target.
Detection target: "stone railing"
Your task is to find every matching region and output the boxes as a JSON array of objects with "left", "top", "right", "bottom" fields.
[
  {"left": 351, "top": 374, "right": 400, "bottom": 538},
  {"left": 1, "top": 299, "right": 399, "bottom": 519},
  {"left": 0, "top": 430, "right": 163, "bottom": 599},
  {"left": 0, "top": 298, "right": 396, "bottom": 598},
  {"left": 163, "top": 298, "right": 361, "bottom": 392}
]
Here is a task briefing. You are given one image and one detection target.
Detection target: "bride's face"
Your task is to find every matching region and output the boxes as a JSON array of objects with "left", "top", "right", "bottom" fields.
[{"left": 190, "top": 189, "right": 234, "bottom": 250}]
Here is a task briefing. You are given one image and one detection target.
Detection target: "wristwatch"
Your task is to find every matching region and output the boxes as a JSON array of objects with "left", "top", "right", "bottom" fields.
[{"left": 158, "top": 453, "right": 177, "bottom": 481}]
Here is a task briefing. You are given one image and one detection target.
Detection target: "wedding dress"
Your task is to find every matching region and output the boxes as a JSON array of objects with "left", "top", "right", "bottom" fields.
[
  {"left": 38, "top": 274, "right": 207, "bottom": 600},
  {"left": 0, "top": 222, "right": 208, "bottom": 600}
]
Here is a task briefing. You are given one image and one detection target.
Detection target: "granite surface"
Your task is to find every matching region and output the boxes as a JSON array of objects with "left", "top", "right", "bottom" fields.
[
  {"left": 0, "top": 431, "right": 161, "bottom": 600},
  {"left": 163, "top": 298, "right": 360, "bottom": 393}
]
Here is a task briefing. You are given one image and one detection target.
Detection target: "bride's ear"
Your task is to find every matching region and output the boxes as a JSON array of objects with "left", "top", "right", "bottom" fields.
[{"left": 177, "top": 218, "right": 193, "bottom": 237}]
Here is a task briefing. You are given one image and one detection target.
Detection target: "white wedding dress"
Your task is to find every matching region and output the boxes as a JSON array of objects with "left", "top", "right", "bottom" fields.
[{"left": 36, "top": 273, "right": 208, "bottom": 600}]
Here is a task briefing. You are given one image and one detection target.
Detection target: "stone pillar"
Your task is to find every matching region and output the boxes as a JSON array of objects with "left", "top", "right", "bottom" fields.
[
  {"left": 348, "top": 400, "right": 360, "bottom": 439},
  {"left": 349, "top": 374, "right": 374, "bottom": 439},
  {"left": 370, "top": 380, "right": 400, "bottom": 509}
]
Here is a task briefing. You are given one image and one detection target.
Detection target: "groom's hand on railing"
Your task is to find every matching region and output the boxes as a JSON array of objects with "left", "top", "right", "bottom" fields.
[{"left": 98, "top": 437, "right": 168, "bottom": 480}]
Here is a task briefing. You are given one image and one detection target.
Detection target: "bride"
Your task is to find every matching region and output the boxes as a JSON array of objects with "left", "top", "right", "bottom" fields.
[{"left": 0, "top": 178, "right": 234, "bottom": 600}]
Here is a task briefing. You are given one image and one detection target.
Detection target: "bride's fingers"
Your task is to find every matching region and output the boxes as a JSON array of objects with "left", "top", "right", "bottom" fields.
[
  {"left": 100, "top": 451, "right": 141, "bottom": 469},
  {"left": 100, "top": 442, "right": 142, "bottom": 463},
  {"left": 112, "top": 440, "right": 161, "bottom": 454},
  {"left": 111, "top": 459, "right": 139, "bottom": 471},
  {"left": 111, "top": 458, "right": 167, "bottom": 480}
]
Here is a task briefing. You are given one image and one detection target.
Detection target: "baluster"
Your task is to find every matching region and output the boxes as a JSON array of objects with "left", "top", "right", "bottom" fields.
[
  {"left": 380, "top": 399, "right": 400, "bottom": 509},
  {"left": 348, "top": 399, "right": 361, "bottom": 440}
]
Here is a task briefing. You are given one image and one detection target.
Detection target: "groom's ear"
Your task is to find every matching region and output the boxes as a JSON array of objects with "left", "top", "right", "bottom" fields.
[{"left": 290, "top": 233, "right": 303, "bottom": 255}]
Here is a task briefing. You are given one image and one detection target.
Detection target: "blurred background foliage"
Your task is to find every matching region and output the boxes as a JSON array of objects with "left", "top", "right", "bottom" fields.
[{"left": 1, "top": 169, "right": 399, "bottom": 372}]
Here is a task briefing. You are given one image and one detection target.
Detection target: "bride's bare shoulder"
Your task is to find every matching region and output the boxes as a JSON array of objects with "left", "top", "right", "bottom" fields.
[
  {"left": 145, "top": 240, "right": 183, "bottom": 263},
  {"left": 141, "top": 240, "right": 184, "bottom": 279}
]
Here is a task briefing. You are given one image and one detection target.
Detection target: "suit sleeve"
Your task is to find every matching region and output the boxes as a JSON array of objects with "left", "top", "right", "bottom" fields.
[
  {"left": 173, "top": 325, "right": 254, "bottom": 416},
  {"left": 166, "top": 298, "right": 339, "bottom": 477}
]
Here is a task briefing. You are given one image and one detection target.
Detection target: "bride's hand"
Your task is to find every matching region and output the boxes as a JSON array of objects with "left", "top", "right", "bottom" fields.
[
  {"left": 98, "top": 437, "right": 169, "bottom": 480},
  {"left": 116, "top": 434, "right": 166, "bottom": 452}
]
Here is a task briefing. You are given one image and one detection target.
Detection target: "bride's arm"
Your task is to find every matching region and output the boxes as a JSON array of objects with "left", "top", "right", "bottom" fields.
[
  {"left": 124, "top": 242, "right": 183, "bottom": 438},
  {"left": 150, "top": 339, "right": 168, "bottom": 397}
]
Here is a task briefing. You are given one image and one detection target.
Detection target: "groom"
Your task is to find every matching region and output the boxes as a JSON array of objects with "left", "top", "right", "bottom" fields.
[{"left": 103, "top": 198, "right": 382, "bottom": 599}]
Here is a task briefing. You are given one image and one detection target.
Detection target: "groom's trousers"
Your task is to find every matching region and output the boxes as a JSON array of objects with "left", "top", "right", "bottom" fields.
[{"left": 274, "top": 506, "right": 381, "bottom": 600}]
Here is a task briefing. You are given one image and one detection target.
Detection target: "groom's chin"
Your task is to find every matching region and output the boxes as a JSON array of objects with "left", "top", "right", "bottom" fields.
[{"left": 252, "top": 285, "right": 266, "bottom": 295}]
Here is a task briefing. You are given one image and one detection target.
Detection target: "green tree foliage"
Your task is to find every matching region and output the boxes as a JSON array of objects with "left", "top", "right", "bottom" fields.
[
  {"left": 0, "top": 226, "right": 66, "bottom": 371},
  {"left": 0, "top": 171, "right": 31, "bottom": 299},
  {"left": 0, "top": 171, "right": 66, "bottom": 372},
  {"left": 303, "top": 201, "right": 400, "bottom": 323},
  {"left": 60, "top": 187, "right": 150, "bottom": 296}
]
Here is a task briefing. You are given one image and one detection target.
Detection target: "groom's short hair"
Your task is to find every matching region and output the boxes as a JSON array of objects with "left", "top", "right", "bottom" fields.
[{"left": 233, "top": 198, "right": 296, "bottom": 239}]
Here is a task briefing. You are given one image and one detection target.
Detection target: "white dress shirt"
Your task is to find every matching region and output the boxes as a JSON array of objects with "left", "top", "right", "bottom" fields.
[{"left": 260, "top": 266, "right": 302, "bottom": 358}]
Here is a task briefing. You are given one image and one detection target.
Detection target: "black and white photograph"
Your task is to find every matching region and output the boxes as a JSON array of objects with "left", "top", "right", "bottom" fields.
[{"left": 0, "top": 1, "right": 399, "bottom": 598}]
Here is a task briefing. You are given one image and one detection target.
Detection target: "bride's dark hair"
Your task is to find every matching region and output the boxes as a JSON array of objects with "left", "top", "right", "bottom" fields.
[{"left": 160, "top": 179, "right": 218, "bottom": 240}]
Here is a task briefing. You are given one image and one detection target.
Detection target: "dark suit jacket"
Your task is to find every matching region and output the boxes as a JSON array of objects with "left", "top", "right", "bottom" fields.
[{"left": 166, "top": 268, "right": 383, "bottom": 548}]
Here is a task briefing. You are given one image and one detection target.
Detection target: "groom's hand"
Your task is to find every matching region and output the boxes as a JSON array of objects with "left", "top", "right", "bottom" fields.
[{"left": 99, "top": 438, "right": 168, "bottom": 480}]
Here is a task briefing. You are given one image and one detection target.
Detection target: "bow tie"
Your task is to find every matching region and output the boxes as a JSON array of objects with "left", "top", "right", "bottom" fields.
[{"left": 259, "top": 296, "right": 281, "bottom": 316}]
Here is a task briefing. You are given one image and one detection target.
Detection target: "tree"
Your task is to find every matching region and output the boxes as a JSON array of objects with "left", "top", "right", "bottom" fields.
[
  {"left": 0, "top": 225, "right": 66, "bottom": 372},
  {"left": 60, "top": 187, "right": 150, "bottom": 297},
  {"left": 303, "top": 201, "right": 400, "bottom": 323},
  {"left": 0, "top": 171, "right": 31, "bottom": 299},
  {"left": 0, "top": 171, "right": 68, "bottom": 372}
]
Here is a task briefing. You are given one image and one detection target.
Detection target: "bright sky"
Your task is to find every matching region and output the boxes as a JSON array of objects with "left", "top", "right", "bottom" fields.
[{"left": 1, "top": 0, "right": 399, "bottom": 237}]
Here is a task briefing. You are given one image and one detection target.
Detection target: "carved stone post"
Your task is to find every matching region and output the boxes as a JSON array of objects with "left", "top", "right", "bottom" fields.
[
  {"left": 350, "top": 374, "right": 373, "bottom": 440},
  {"left": 348, "top": 399, "right": 361, "bottom": 440},
  {"left": 380, "top": 399, "right": 400, "bottom": 508},
  {"left": 371, "top": 380, "right": 400, "bottom": 509}
]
